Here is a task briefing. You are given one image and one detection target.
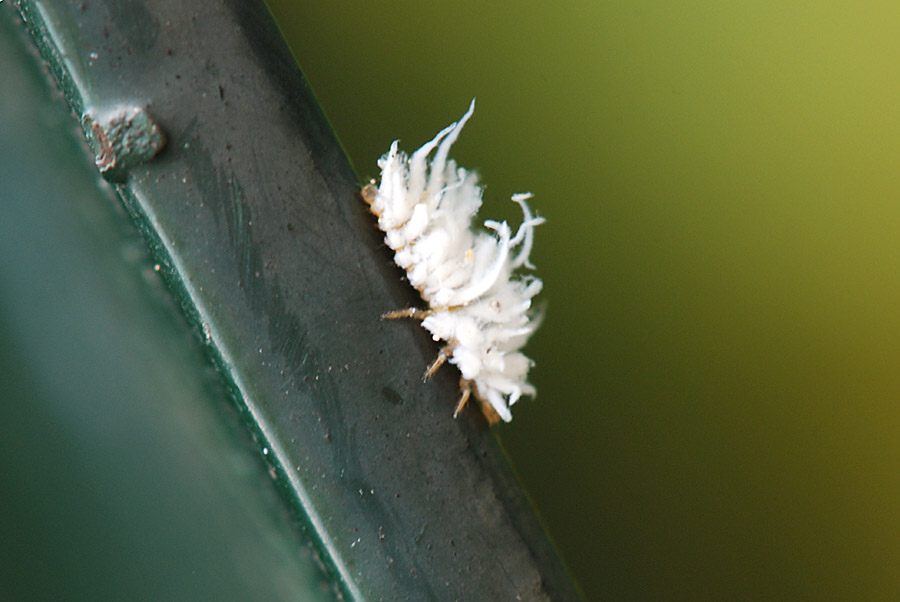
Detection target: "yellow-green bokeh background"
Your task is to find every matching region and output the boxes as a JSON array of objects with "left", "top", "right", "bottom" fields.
[{"left": 266, "top": 2, "right": 900, "bottom": 599}]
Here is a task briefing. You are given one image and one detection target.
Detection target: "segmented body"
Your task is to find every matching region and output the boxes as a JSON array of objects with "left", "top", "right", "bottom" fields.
[{"left": 362, "top": 100, "right": 544, "bottom": 423}]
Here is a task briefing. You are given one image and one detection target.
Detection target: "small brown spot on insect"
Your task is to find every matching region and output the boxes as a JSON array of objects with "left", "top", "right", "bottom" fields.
[{"left": 361, "top": 181, "right": 378, "bottom": 207}]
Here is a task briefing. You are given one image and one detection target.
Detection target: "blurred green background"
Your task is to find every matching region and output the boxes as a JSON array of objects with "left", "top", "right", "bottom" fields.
[{"left": 265, "top": 1, "right": 900, "bottom": 600}]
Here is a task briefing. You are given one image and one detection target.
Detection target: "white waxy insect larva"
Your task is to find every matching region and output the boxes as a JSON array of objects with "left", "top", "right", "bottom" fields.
[{"left": 362, "top": 99, "right": 544, "bottom": 424}]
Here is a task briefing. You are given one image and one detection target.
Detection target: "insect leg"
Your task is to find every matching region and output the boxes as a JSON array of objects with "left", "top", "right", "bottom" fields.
[
  {"left": 453, "top": 379, "right": 472, "bottom": 418},
  {"left": 382, "top": 308, "right": 432, "bottom": 320},
  {"left": 423, "top": 344, "right": 452, "bottom": 381}
]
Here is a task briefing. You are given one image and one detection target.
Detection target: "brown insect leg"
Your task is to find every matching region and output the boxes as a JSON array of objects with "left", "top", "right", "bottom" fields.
[
  {"left": 478, "top": 400, "right": 502, "bottom": 426},
  {"left": 453, "top": 379, "right": 472, "bottom": 419},
  {"left": 423, "top": 345, "right": 451, "bottom": 381},
  {"left": 382, "top": 308, "right": 432, "bottom": 320}
]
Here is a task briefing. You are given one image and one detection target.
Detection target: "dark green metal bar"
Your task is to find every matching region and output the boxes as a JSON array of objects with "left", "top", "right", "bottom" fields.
[{"left": 6, "top": 0, "right": 582, "bottom": 599}]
